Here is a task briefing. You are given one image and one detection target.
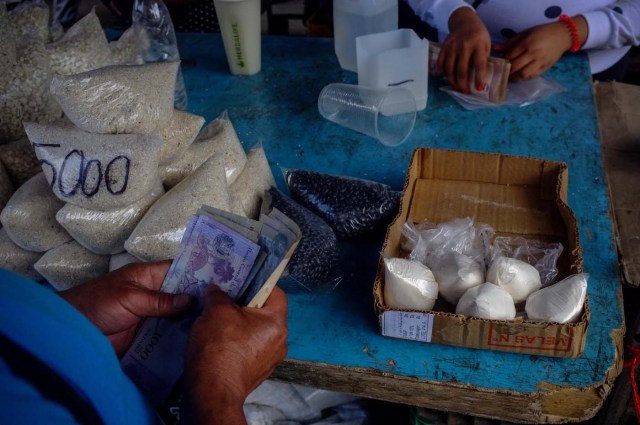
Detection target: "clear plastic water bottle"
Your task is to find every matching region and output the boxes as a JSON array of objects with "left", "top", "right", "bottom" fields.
[
  {"left": 132, "top": 0, "right": 188, "bottom": 110},
  {"left": 333, "top": 0, "right": 398, "bottom": 72}
]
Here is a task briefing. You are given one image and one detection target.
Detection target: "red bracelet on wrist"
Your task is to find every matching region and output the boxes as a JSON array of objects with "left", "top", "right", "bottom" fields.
[{"left": 559, "top": 14, "right": 581, "bottom": 53}]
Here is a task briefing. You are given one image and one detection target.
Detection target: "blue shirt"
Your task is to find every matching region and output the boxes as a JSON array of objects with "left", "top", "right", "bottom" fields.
[{"left": 0, "top": 269, "right": 161, "bottom": 425}]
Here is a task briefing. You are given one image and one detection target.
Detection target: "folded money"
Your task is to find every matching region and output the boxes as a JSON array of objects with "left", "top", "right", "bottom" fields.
[
  {"left": 121, "top": 204, "right": 300, "bottom": 405},
  {"left": 428, "top": 42, "right": 510, "bottom": 103}
]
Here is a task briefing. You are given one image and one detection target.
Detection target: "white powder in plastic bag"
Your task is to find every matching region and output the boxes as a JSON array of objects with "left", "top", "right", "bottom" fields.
[
  {"left": 126, "top": 155, "right": 232, "bottom": 261},
  {"left": 525, "top": 273, "right": 588, "bottom": 323},
  {"left": 0, "top": 173, "right": 71, "bottom": 252},
  {"left": 25, "top": 122, "right": 162, "bottom": 211},
  {"left": 229, "top": 144, "right": 274, "bottom": 219},
  {"left": 0, "top": 228, "right": 42, "bottom": 281},
  {"left": 487, "top": 257, "right": 541, "bottom": 303},
  {"left": 45, "top": 11, "right": 111, "bottom": 76},
  {"left": 34, "top": 240, "right": 110, "bottom": 290},
  {"left": 456, "top": 283, "right": 516, "bottom": 320},
  {"left": 384, "top": 257, "right": 438, "bottom": 311},
  {"left": 154, "top": 110, "right": 205, "bottom": 166},
  {"left": 49, "top": 62, "right": 178, "bottom": 134},
  {"left": 56, "top": 179, "right": 165, "bottom": 255},
  {"left": 430, "top": 252, "right": 484, "bottom": 305},
  {"left": 109, "top": 252, "right": 139, "bottom": 271}
]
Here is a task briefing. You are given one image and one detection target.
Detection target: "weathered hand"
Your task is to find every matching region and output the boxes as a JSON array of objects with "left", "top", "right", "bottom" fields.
[
  {"left": 183, "top": 286, "right": 288, "bottom": 425},
  {"left": 439, "top": 7, "right": 491, "bottom": 93},
  {"left": 496, "top": 16, "right": 587, "bottom": 80},
  {"left": 59, "top": 261, "right": 193, "bottom": 356}
]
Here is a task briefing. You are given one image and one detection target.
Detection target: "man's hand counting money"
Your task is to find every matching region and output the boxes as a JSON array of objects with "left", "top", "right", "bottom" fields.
[
  {"left": 182, "top": 286, "right": 288, "bottom": 425},
  {"left": 59, "top": 261, "right": 194, "bottom": 356}
]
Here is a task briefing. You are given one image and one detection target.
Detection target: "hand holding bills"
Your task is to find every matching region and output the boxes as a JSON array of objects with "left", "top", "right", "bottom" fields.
[{"left": 121, "top": 205, "right": 300, "bottom": 405}]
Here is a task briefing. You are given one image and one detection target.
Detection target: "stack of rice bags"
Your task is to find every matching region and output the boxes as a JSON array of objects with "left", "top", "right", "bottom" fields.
[
  {"left": 1, "top": 2, "right": 146, "bottom": 190},
  {"left": 1, "top": 62, "right": 275, "bottom": 291}
]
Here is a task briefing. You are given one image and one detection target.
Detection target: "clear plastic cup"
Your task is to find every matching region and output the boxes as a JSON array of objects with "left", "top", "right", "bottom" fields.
[{"left": 318, "top": 83, "right": 416, "bottom": 146}]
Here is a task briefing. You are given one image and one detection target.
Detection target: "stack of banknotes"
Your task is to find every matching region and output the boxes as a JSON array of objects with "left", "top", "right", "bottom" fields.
[
  {"left": 428, "top": 42, "right": 511, "bottom": 103},
  {"left": 121, "top": 205, "right": 301, "bottom": 405}
]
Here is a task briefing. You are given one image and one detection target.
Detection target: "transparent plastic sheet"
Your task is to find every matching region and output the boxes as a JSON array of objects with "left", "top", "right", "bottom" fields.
[
  {"left": 383, "top": 257, "right": 438, "bottom": 311},
  {"left": 455, "top": 282, "right": 516, "bottom": 320},
  {"left": 442, "top": 77, "right": 567, "bottom": 111},
  {"left": 35, "top": 240, "right": 110, "bottom": 291},
  {"left": 0, "top": 228, "right": 42, "bottom": 281},
  {"left": 132, "top": 0, "right": 188, "bottom": 110},
  {"left": 263, "top": 188, "right": 341, "bottom": 292},
  {"left": 24, "top": 122, "right": 162, "bottom": 211},
  {"left": 0, "top": 173, "right": 71, "bottom": 252},
  {"left": 284, "top": 168, "right": 402, "bottom": 239},
  {"left": 229, "top": 140, "right": 274, "bottom": 219},
  {"left": 245, "top": 381, "right": 321, "bottom": 423},
  {"left": 125, "top": 155, "right": 232, "bottom": 261},
  {"left": 491, "top": 236, "right": 563, "bottom": 286},
  {"left": 525, "top": 273, "right": 588, "bottom": 323},
  {"left": 56, "top": 179, "right": 165, "bottom": 255},
  {"left": 49, "top": 61, "right": 178, "bottom": 134},
  {"left": 108, "top": 25, "right": 148, "bottom": 66},
  {"left": 45, "top": 10, "right": 112, "bottom": 76}
]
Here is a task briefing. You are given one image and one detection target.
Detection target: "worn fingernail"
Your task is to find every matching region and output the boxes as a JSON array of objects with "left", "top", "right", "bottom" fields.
[{"left": 173, "top": 294, "right": 192, "bottom": 308}]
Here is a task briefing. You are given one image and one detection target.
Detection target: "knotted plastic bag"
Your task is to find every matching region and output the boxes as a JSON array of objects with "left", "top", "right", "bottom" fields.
[
  {"left": 229, "top": 142, "right": 274, "bottom": 219},
  {"left": 525, "top": 273, "right": 588, "bottom": 323},
  {"left": 456, "top": 283, "right": 516, "bottom": 320},
  {"left": 56, "top": 179, "right": 165, "bottom": 255},
  {"left": 50, "top": 62, "right": 178, "bottom": 134},
  {"left": 0, "top": 228, "right": 42, "bottom": 281},
  {"left": 126, "top": 155, "right": 232, "bottom": 261},
  {"left": 0, "top": 173, "right": 71, "bottom": 252},
  {"left": 34, "top": 240, "right": 110, "bottom": 290},
  {"left": 263, "top": 188, "right": 340, "bottom": 290},
  {"left": 384, "top": 257, "right": 438, "bottom": 311},
  {"left": 284, "top": 169, "right": 401, "bottom": 239},
  {"left": 25, "top": 122, "right": 162, "bottom": 210},
  {"left": 491, "top": 236, "right": 563, "bottom": 286},
  {"left": 486, "top": 256, "right": 541, "bottom": 303}
]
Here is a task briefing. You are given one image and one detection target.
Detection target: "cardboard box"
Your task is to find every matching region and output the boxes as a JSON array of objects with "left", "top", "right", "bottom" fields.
[
  {"left": 595, "top": 81, "right": 640, "bottom": 287},
  {"left": 373, "top": 148, "right": 590, "bottom": 358}
]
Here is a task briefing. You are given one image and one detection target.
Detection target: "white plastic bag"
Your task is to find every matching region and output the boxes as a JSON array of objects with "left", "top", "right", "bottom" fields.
[
  {"left": 383, "top": 257, "right": 438, "bottom": 310},
  {"left": 491, "top": 236, "right": 563, "bottom": 286},
  {"left": 456, "top": 283, "right": 516, "bottom": 320},
  {"left": 525, "top": 273, "right": 588, "bottom": 323},
  {"left": 429, "top": 252, "right": 484, "bottom": 305},
  {"left": 486, "top": 256, "right": 541, "bottom": 303}
]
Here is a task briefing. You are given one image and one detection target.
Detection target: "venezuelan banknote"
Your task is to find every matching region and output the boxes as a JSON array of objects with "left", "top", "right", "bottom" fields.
[{"left": 121, "top": 205, "right": 300, "bottom": 405}]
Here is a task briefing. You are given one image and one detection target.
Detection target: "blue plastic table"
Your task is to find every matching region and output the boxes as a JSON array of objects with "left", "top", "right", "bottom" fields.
[{"left": 179, "top": 33, "right": 623, "bottom": 423}]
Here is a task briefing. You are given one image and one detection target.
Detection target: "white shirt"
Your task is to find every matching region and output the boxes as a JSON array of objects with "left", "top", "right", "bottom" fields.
[{"left": 407, "top": 0, "right": 640, "bottom": 73}]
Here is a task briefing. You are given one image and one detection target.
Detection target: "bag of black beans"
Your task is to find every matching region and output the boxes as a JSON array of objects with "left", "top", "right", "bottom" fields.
[
  {"left": 284, "top": 169, "right": 402, "bottom": 239},
  {"left": 263, "top": 188, "right": 341, "bottom": 291}
]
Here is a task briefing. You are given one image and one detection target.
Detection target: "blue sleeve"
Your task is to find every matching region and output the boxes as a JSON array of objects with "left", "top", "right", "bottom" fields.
[{"left": 0, "top": 269, "right": 162, "bottom": 425}]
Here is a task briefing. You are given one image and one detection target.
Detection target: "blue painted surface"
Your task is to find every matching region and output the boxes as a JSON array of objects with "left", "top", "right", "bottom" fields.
[{"left": 178, "top": 34, "right": 622, "bottom": 393}]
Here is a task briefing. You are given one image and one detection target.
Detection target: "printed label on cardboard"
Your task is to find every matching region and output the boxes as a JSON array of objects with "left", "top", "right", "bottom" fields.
[
  {"left": 382, "top": 311, "right": 433, "bottom": 342},
  {"left": 487, "top": 323, "right": 574, "bottom": 352}
]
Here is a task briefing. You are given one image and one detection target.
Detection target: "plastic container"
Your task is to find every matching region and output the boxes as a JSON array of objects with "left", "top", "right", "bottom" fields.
[
  {"left": 213, "top": 0, "right": 261, "bottom": 75},
  {"left": 357, "top": 29, "right": 429, "bottom": 111},
  {"left": 333, "top": 0, "right": 398, "bottom": 72},
  {"left": 318, "top": 83, "right": 415, "bottom": 146},
  {"left": 132, "top": 0, "right": 188, "bottom": 110}
]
